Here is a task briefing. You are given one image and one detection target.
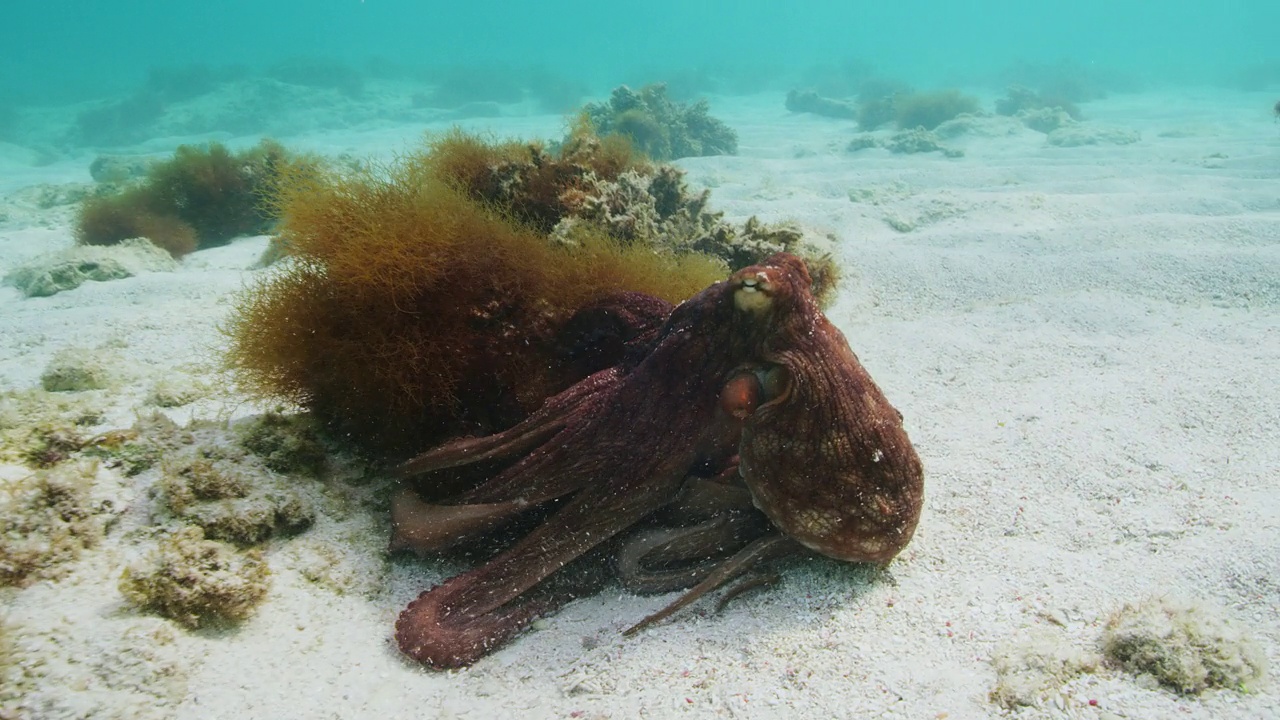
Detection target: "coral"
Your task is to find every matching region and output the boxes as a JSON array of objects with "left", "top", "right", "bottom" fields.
[
  {"left": 433, "top": 126, "right": 836, "bottom": 289},
  {"left": 4, "top": 237, "right": 177, "bottom": 297},
  {"left": 119, "top": 525, "right": 270, "bottom": 628},
  {"left": 847, "top": 128, "right": 963, "bottom": 158},
  {"left": 0, "top": 462, "right": 106, "bottom": 586},
  {"left": 429, "top": 123, "right": 648, "bottom": 234},
  {"left": 892, "top": 89, "right": 981, "bottom": 131},
  {"left": 75, "top": 140, "right": 297, "bottom": 257},
  {"left": 1018, "top": 108, "right": 1077, "bottom": 134},
  {"left": 224, "top": 129, "right": 731, "bottom": 456},
  {"left": 159, "top": 455, "right": 250, "bottom": 514},
  {"left": 583, "top": 84, "right": 738, "bottom": 160},
  {"left": 989, "top": 631, "right": 1100, "bottom": 708},
  {"left": 156, "top": 440, "right": 315, "bottom": 545},
  {"left": 784, "top": 89, "right": 858, "bottom": 120},
  {"left": 885, "top": 128, "right": 965, "bottom": 157},
  {"left": 1102, "top": 595, "right": 1267, "bottom": 694},
  {"left": 995, "top": 85, "right": 1082, "bottom": 121}
]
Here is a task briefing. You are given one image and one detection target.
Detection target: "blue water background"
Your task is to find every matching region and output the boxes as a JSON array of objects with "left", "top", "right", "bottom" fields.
[{"left": 3, "top": 0, "right": 1277, "bottom": 105}]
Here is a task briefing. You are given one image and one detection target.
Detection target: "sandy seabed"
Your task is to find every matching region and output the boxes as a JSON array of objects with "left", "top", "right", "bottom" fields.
[{"left": 0, "top": 89, "right": 1277, "bottom": 719}]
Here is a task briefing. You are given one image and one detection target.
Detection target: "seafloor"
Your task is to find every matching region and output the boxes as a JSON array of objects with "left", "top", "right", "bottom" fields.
[{"left": 1, "top": 87, "right": 1278, "bottom": 719}]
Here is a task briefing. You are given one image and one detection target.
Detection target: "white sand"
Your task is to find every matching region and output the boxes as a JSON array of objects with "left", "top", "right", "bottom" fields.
[{"left": 1, "top": 89, "right": 1278, "bottom": 719}]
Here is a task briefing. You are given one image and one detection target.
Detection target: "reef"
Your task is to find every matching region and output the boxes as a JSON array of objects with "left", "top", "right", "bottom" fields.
[
  {"left": 149, "top": 413, "right": 324, "bottom": 545},
  {"left": 4, "top": 237, "right": 177, "bottom": 297},
  {"left": 1102, "top": 596, "right": 1267, "bottom": 694},
  {"left": 999, "top": 59, "right": 1127, "bottom": 104},
  {"left": 851, "top": 88, "right": 980, "bottom": 132},
  {"left": 392, "top": 253, "right": 924, "bottom": 668},
  {"left": 75, "top": 140, "right": 296, "bottom": 258},
  {"left": 581, "top": 84, "right": 738, "bottom": 160},
  {"left": 157, "top": 447, "right": 314, "bottom": 546},
  {"left": 891, "top": 90, "right": 981, "bottom": 131},
  {"left": 226, "top": 128, "right": 832, "bottom": 457},
  {"left": 848, "top": 128, "right": 963, "bottom": 158},
  {"left": 995, "top": 85, "right": 1082, "bottom": 121},
  {"left": 1017, "top": 107, "right": 1077, "bottom": 134},
  {"left": 119, "top": 525, "right": 270, "bottom": 629}
]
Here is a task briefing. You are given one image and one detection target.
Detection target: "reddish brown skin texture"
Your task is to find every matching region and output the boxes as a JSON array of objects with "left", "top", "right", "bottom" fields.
[
  {"left": 734, "top": 258, "right": 924, "bottom": 563},
  {"left": 393, "top": 253, "right": 924, "bottom": 668}
]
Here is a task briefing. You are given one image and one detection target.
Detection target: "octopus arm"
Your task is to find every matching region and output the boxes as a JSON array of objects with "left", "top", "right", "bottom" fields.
[
  {"left": 396, "top": 435, "right": 705, "bottom": 668},
  {"left": 394, "top": 367, "right": 623, "bottom": 479}
]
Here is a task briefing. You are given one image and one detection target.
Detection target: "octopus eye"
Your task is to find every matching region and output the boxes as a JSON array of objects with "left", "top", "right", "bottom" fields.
[{"left": 733, "top": 272, "right": 776, "bottom": 313}]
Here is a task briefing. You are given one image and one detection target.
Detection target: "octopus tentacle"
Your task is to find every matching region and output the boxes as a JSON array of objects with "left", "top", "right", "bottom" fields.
[
  {"left": 623, "top": 533, "right": 801, "bottom": 636},
  {"left": 396, "top": 455, "right": 693, "bottom": 668},
  {"left": 615, "top": 511, "right": 766, "bottom": 593},
  {"left": 713, "top": 571, "right": 782, "bottom": 613},
  {"left": 394, "top": 368, "right": 621, "bottom": 479},
  {"left": 661, "top": 475, "right": 755, "bottom": 521},
  {"left": 388, "top": 490, "right": 535, "bottom": 554}
]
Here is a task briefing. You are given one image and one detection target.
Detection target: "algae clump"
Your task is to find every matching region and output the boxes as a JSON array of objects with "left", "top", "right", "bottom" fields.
[
  {"left": 0, "top": 462, "right": 107, "bottom": 586},
  {"left": 1103, "top": 595, "right": 1267, "bottom": 694},
  {"left": 225, "top": 129, "right": 728, "bottom": 456},
  {"left": 119, "top": 525, "right": 270, "bottom": 628}
]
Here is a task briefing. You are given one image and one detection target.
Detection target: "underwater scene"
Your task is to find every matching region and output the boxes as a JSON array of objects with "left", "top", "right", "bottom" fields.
[{"left": 1, "top": 1, "right": 1277, "bottom": 718}]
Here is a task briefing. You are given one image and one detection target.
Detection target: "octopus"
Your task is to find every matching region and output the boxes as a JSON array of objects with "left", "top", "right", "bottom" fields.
[{"left": 390, "top": 252, "right": 924, "bottom": 669}]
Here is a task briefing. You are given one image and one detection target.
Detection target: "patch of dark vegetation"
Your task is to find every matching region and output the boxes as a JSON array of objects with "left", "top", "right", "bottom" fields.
[
  {"left": 75, "top": 140, "right": 301, "bottom": 257},
  {"left": 582, "top": 83, "right": 737, "bottom": 160}
]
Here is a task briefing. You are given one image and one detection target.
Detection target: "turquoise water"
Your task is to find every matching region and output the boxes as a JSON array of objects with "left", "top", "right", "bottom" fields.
[
  {"left": 3, "top": 0, "right": 1277, "bottom": 106},
  {"left": 1, "top": 1, "right": 1278, "bottom": 152}
]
